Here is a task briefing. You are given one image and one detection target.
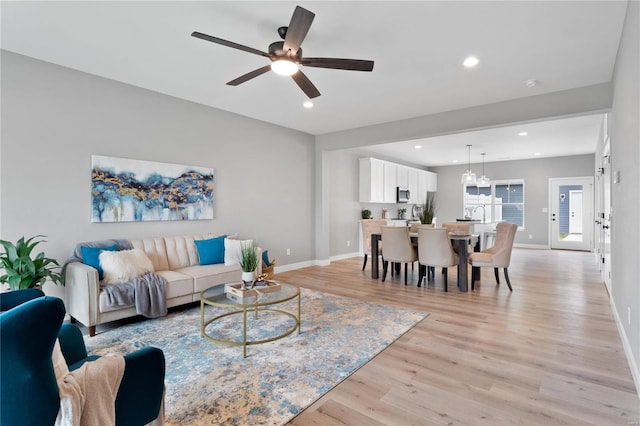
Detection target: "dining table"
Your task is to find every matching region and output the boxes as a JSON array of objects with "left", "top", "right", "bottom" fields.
[{"left": 370, "top": 232, "right": 480, "bottom": 292}]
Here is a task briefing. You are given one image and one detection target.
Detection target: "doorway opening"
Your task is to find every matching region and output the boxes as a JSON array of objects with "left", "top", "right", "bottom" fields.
[{"left": 550, "top": 177, "right": 593, "bottom": 251}]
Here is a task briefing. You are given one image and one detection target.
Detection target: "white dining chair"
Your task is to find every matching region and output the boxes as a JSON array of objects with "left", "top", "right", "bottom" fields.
[
  {"left": 360, "top": 219, "right": 387, "bottom": 271},
  {"left": 417, "top": 228, "right": 458, "bottom": 291},
  {"left": 380, "top": 226, "right": 418, "bottom": 285},
  {"left": 469, "top": 222, "right": 518, "bottom": 291}
]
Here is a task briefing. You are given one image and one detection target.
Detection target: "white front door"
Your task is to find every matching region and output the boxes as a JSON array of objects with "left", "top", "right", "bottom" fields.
[
  {"left": 569, "top": 190, "right": 583, "bottom": 234},
  {"left": 550, "top": 177, "right": 594, "bottom": 251}
]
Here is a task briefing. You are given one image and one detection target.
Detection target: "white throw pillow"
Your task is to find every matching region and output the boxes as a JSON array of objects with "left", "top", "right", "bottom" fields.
[
  {"left": 100, "top": 248, "right": 154, "bottom": 284},
  {"left": 224, "top": 238, "right": 252, "bottom": 266}
]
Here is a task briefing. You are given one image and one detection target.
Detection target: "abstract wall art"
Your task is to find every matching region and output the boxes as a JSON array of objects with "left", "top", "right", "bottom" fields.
[{"left": 91, "top": 155, "right": 214, "bottom": 222}]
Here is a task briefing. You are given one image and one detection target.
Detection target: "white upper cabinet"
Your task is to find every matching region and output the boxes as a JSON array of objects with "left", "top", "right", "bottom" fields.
[
  {"left": 359, "top": 158, "right": 437, "bottom": 204},
  {"left": 359, "top": 158, "right": 384, "bottom": 202},
  {"left": 396, "top": 166, "right": 409, "bottom": 188},
  {"left": 383, "top": 162, "right": 397, "bottom": 203},
  {"left": 408, "top": 168, "right": 420, "bottom": 204}
]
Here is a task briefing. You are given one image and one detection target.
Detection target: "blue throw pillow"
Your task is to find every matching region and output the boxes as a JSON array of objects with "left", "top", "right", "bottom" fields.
[
  {"left": 195, "top": 235, "right": 226, "bottom": 265},
  {"left": 262, "top": 250, "right": 271, "bottom": 266},
  {"left": 80, "top": 245, "right": 119, "bottom": 280}
]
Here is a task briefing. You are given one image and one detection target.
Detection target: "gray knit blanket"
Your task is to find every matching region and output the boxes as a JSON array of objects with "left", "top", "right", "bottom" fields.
[{"left": 100, "top": 272, "right": 168, "bottom": 318}]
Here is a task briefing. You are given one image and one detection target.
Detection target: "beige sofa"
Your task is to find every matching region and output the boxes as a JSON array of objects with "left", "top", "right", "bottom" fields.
[{"left": 65, "top": 234, "right": 260, "bottom": 336}]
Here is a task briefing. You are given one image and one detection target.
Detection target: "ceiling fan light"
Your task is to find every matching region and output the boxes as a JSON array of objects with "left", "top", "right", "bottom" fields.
[{"left": 271, "top": 60, "right": 299, "bottom": 76}]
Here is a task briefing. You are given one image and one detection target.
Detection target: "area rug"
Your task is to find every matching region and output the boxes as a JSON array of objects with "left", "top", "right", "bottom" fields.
[{"left": 86, "top": 288, "right": 428, "bottom": 425}]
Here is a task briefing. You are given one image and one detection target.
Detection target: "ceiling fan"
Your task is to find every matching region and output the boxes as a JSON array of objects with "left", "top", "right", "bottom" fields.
[{"left": 191, "top": 5, "right": 374, "bottom": 99}]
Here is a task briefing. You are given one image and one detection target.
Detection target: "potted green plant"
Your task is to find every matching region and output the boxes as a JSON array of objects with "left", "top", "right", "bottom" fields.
[
  {"left": 238, "top": 241, "right": 258, "bottom": 284},
  {"left": 398, "top": 208, "right": 407, "bottom": 220},
  {"left": 361, "top": 209, "right": 372, "bottom": 219},
  {"left": 419, "top": 192, "right": 437, "bottom": 224},
  {"left": 0, "top": 235, "right": 63, "bottom": 291}
]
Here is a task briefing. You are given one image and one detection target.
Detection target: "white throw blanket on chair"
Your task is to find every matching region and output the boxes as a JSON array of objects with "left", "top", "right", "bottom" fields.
[{"left": 53, "top": 340, "right": 125, "bottom": 426}]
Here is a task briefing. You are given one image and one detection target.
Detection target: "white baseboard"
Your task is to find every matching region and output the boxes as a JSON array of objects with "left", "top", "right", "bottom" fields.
[
  {"left": 610, "top": 296, "right": 640, "bottom": 399},
  {"left": 273, "top": 260, "right": 316, "bottom": 273},
  {"left": 330, "top": 252, "right": 360, "bottom": 262},
  {"left": 513, "top": 243, "right": 549, "bottom": 249},
  {"left": 273, "top": 253, "right": 360, "bottom": 273}
]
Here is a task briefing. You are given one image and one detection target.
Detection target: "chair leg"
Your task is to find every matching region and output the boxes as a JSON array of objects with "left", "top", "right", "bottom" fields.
[
  {"left": 429, "top": 266, "right": 435, "bottom": 282},
  {"left": 382, "top": 261, "right": 389, "bottom": 282},
  {"left": 362, "top": 254, "right": 368, "bottom": 271},
  {"left": 504, "top": 268, "right": 513, "bottom": 291},
  {"left": 404, "top": 263, "right": 408, "bottom": 285},
  {"left": 443, "top": 267, "right": 448, "bottom": 292},
  {"left": 471, "top": 270, "right": 476, "bottom": 291},
  {"left": 494, "top": 267, "right": 500, "bottom": 284},
  {"left": 417, "top": 264, "right": 424, "bottom": 287}
]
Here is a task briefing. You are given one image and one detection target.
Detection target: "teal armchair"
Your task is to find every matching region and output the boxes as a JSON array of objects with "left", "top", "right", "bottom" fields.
[{"left": 0, "top": 289, "right": 165, "bottom": 426}]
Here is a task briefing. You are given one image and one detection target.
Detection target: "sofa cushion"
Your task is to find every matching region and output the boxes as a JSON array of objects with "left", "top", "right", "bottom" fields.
[
  {"left": 195, "top": 235, "right": 226, "bottom": 265},
  {"left": 151, "top": 270, "right": 193, "bottom": 299},
  {"left": 176, "top": 264, "right": 241, "bottom": 293},
  {"left": 224, "top": 238, "right": 253, "bottom": 266},
  {"left": 80, "top": 244, "right": 119, "bottom": 280},
  {"left": 99, "top": 249, "right": 154, "bottom": 284},
  {"left": 262, "top": 250, "right": 271, "bottom": 266}
]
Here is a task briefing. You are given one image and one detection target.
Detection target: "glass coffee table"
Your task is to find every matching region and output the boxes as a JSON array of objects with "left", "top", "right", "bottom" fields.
[{"left": 199, "top": 281, "right": 301, "bottom": 357}]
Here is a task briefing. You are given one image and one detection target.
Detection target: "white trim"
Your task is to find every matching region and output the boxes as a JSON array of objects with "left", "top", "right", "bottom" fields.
[
  {"left": 274, "top": 260, "right": 316, "bottom": 273},
  {"left": 331, "top": 252, "right": 360, "bottom": 261},
  {"left": 513, "top": 243, "right": 548, "bottom": 249},
  {"left": 274, "top": 253, "right": 360, "bottom": 273},
  {"left": 610, "top": 296, "right": 640, "bottom": 399}
]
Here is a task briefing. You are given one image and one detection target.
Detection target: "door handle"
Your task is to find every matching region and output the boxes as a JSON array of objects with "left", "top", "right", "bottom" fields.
[{"left": 603, "top": 225, "right": 610, "bottom": 229}]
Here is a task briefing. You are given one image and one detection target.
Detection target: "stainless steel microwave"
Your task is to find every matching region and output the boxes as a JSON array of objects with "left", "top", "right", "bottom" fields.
[{"left": 397, "top": 187, "right": 410, "bottom": 203}]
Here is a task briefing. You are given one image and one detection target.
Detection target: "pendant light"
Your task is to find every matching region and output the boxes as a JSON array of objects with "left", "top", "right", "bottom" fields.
[
  {"left": 477, "top": 153, "right": 491, "bottom": 187},
  {"left": 461, "top": 144, "right": 477, "bottom": 185}
]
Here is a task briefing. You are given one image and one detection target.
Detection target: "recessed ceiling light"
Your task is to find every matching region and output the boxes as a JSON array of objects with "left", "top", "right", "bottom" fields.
[
  {"left": 415, "top": 145, "right": 422, "bottom": 149},
  {"left": 518, "top": 132, "right": 528, "bottom": 136},
  {"left": 463, "top": 56, "right": 479, "bottom": 68},
  {"left": 452, "top": 159, "right": 459, "bottom": 163},
  {"left": 524, "top": 79, "right": 538, "bottom": 87},
  {"left": 303, "top": 101, "right": 313, "bottom": 108},
  {"left": 534, "top": 152, "right": 541, "bottom": 156}
]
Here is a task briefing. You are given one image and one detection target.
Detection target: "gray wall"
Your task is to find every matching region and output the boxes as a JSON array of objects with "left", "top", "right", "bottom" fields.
[
  {"left": 609, "top": 0, "right": 639, "bottom": 388},
  {"left": 431, "top": 154, "right": 595, "bottom": 246},
  {"left": 1, "top": 51, "right": 316, "bottom": 299}
]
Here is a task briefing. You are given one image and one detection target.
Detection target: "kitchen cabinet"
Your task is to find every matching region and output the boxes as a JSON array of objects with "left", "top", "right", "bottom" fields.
[
  {"left": 383, "top": 162, "right": 397, "bottom": 203},
  {"left": 359, "top": 157, "right": 437, "bottom": 204},
  {"left": 359, "top": 158, "right": 385, "bottom": 202}
]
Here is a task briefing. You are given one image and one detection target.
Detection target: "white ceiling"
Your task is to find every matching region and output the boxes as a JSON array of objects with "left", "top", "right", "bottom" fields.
[
  {"left": 363, "top": 113, "right": 605, "bottom": 166},
  {"left": 1, "top": 1, "right": 626, "bottom": 164}
]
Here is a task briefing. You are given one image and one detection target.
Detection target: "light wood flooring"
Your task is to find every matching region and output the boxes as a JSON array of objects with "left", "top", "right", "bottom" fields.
[{"left": 275, "top": 248, "right": 640, "bottom": 426}]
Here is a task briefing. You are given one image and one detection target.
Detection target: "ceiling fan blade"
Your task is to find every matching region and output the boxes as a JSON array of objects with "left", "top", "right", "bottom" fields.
[
  {"left": 191, "top": 31, "right": 270, "bottom": 58},
  {"left": 291, "top": 70, "right": 321, "bottom": 99},
  {"left": 227, "top": 65, "right": 272, "bottom": 86},
  {"left": 299, "top": 58, "right": 374, "bottom": 72},
  {"left": 283, "top": 6, "right": 315, "bottom": 55}
]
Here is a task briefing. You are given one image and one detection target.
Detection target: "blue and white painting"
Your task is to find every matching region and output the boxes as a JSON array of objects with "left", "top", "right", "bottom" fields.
[{"left": 91, "top": 155, "right": 214, "bottom": 222}]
